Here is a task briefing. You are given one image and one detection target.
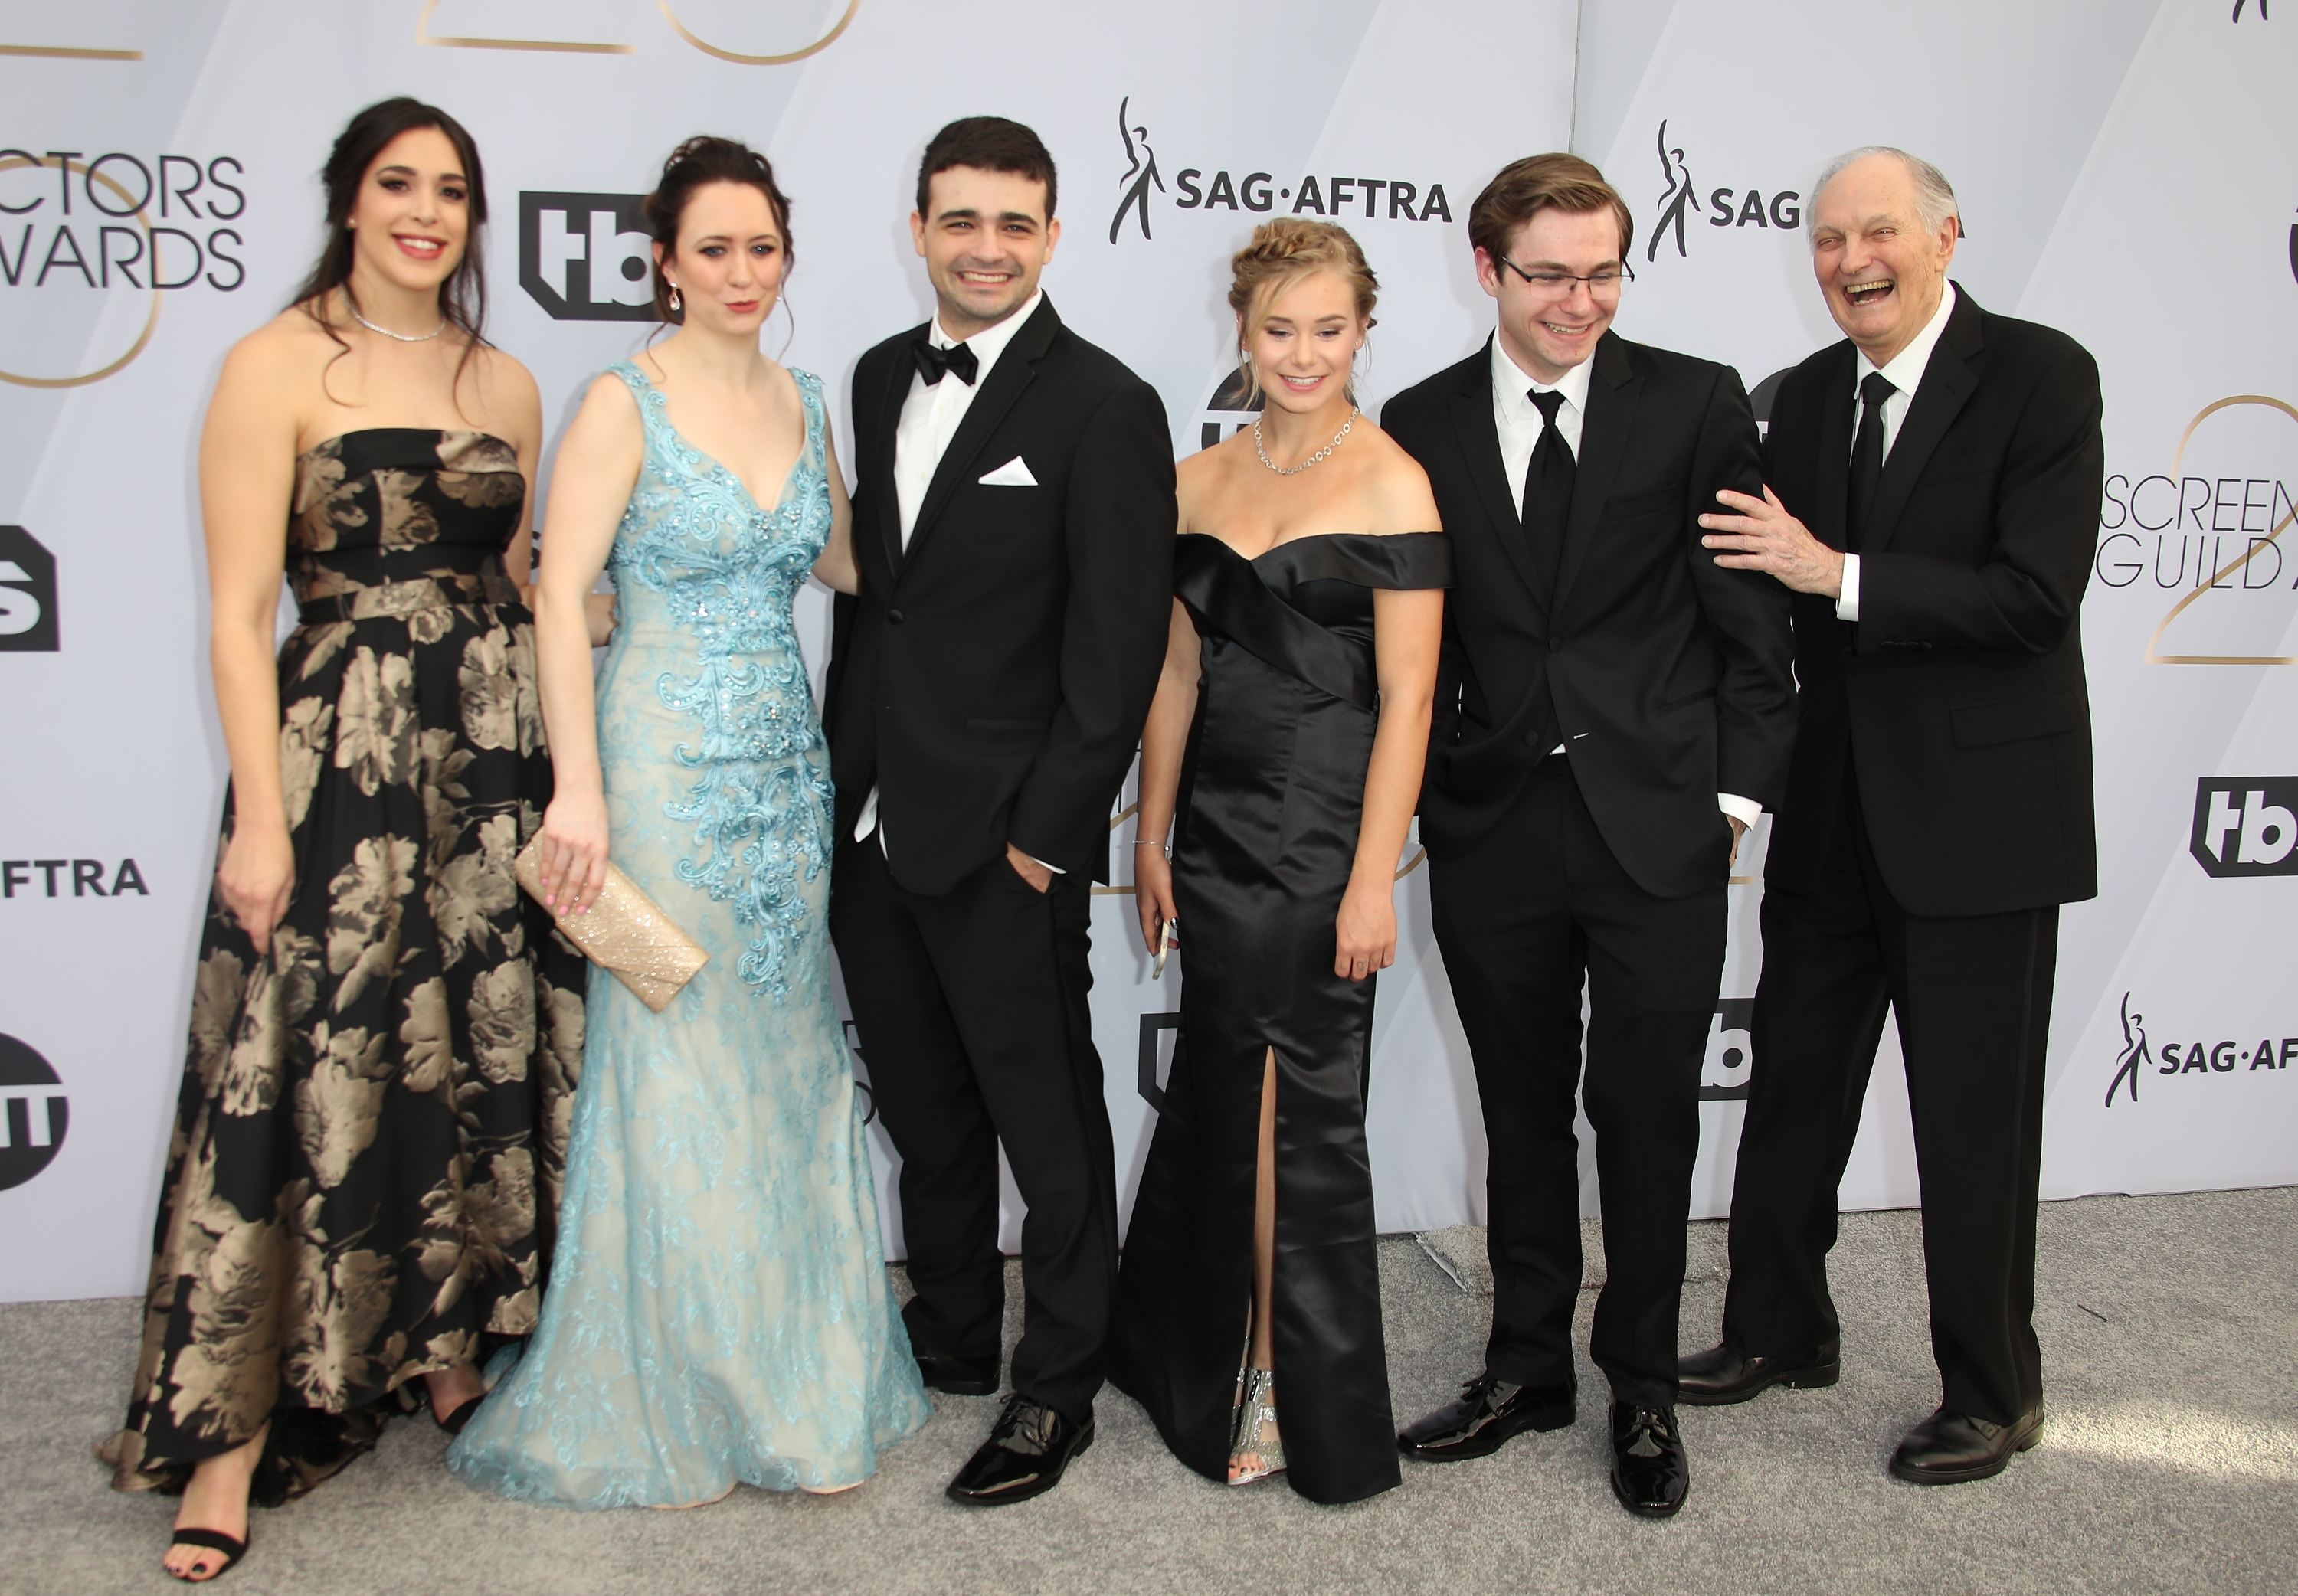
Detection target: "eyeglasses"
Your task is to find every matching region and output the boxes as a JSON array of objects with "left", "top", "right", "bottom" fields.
[{"left": 1494, "top": 257, "right": 1635, "bottom": 296}]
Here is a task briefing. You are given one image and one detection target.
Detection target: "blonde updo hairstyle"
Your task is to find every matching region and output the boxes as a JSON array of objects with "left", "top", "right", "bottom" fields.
[{"left": 1228, "top": 217, "right": 1378, "bottom": 407}]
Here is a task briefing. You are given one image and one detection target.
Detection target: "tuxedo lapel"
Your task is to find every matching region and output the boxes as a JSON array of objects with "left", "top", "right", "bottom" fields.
[
  {"left": 1811, "top": 344, "right": 1856, "bottom": 550},
  {"left": 1861, "top": 287, "right": 1985, "bottom": 555},
  {"left": 1552, "top": 332, "right": 1638, "bottom": 618},
  {"left": 1449, "top": 344, "right": 1548, "bottom": 610},
  {"left": 901, "top": 297, "right": 1060, "bottom": 573},
  {"left": 873, "top": 331, "right": 921, "bottom": 577}
]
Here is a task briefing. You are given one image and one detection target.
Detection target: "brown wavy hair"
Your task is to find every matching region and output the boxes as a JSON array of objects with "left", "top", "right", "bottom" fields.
[
  {"left": 1467, "top": 153, "right": 1635, "bottom": 265},
  {"left": 1227, "top": 217, "right": 1378, "bottom": 407}
]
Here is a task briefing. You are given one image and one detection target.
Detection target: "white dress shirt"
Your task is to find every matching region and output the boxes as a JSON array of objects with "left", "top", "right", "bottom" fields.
[
  {"left": 1836, "top": 282, "right": 1958, "bottom": 623},
  {"left": 856, "top": 293, "right": 1059, "bottom": 865},
  {"left": 1491, "top": 339, "right": 1760, "bottom": 831}
]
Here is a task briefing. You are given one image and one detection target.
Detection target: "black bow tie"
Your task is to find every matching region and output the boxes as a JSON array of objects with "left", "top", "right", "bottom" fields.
[{"left": 912, "top": 338, "right": 978, "bottom": 387}]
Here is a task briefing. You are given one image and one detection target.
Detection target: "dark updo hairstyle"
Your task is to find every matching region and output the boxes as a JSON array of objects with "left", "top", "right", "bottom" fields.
[
  {"left": 641, "top": 136, "right": 794, "bottom": 325},
  {"left": 287, "top": 97, "right": 491, "bottom": 384}
]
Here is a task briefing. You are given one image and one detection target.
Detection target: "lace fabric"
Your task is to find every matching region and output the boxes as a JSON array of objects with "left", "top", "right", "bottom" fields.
[{"left": 447, "top": 364, "right": 929, "bottom": 1506}]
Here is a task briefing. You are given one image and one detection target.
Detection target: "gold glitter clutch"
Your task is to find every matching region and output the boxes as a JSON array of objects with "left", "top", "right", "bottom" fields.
[{"left": 514, "top": 837, "right": 709, "bottom": 1013}]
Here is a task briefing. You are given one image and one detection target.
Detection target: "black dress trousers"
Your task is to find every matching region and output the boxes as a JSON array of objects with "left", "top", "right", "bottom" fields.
[
  {"left": 1429, "top": 756, "right": 1729, "bottom": 1408},
  {"left": 830, "top": 837, "right": 1118, "bottom": 1426},
  {"left": 1722, "top": 768, "right": 2055, "bottom": 1428}
]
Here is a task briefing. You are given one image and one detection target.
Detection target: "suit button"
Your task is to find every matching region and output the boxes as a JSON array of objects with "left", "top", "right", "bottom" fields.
[
  {"left": 1547, "top": 636, "right": 1563, "bottom": 653},
  {"left": 888, "top": 608, "right": 905, "bottom": 625}
]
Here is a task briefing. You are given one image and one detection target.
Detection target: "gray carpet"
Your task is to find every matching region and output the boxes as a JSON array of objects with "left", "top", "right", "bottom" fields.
[{"left": 8, "top": 1189, "right": 2294, "bottom": 1595}]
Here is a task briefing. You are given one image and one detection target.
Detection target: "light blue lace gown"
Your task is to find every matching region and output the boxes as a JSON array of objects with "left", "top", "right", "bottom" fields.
[{"left": 448, "top": 362, "right": 930, "bottom": 1506}]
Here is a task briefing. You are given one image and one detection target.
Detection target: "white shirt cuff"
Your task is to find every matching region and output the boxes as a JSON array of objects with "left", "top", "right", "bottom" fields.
[
  {"left": 1835, "top": 552, "right": 1861, "bottom": 622},
  {"left": 1030, "top": 855, "right": 1066, "bottom": 875},
  {"left": 1717, "top": 793, "right": 1762, "bottom": 829}
]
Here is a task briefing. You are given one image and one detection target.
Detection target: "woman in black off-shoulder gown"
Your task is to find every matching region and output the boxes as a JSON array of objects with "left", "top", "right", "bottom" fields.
[{"left": 1112, "top": 528, "right": 1451, "bottom": 1503}]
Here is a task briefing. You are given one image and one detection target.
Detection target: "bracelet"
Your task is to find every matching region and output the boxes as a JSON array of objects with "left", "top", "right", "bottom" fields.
[{"left": 1134, "top": 839, "right": 1173, "bottom": 860}]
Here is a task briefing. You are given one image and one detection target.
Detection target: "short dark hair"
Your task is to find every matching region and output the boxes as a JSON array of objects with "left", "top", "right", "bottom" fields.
[
  {"left": 1468, "top": 153, "right": 1634, "bottom": 266},
  {"left": 915, "top": 116, "right": 1057, "bottom": 221},
  {"left": 642, "top": 135, "right": 794, "bottom": 324}
]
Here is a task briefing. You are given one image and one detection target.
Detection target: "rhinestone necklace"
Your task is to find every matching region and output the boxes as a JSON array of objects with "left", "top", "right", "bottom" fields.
[
  {"left": 1254, "top": 407, "right": 1358, "bottom": 476},
  {"left": 349, "top": 306, "right": 449, "bottom": 343}
]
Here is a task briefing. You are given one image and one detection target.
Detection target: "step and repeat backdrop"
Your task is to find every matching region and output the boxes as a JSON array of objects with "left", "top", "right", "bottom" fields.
[{"left": 1, "top": 0, "right": 2290, "bottom": 1300}]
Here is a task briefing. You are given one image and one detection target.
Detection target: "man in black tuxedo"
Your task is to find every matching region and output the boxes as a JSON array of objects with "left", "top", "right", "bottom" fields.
[
  {"left": 826, "top": 116, "right": 1175, "bottom": 1505},
  {"left": 1683, "top": 147, "right": 2101, "bottom": 1486},
  {"left": 1382, "top": 155, "right": 1796, "bottom": 1518}
]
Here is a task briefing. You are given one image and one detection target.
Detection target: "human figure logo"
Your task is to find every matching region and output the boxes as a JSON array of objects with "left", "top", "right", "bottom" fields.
[
  {"left": 2106, "top": 993, "right": 2150, "bottom": 1107},
  {"left": 1648, "top": 120, "right": 1700, "bottom": 263},
  {"left": 1109, "top": 97, "right": 1165, "bottom": 245}
]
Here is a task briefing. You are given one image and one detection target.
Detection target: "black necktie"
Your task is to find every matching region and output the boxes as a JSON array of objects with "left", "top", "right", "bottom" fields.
[
  {"left": 1847, "top": 371, "right": 1895, "bottom": 550},
  {"left": 1521, "top": 388, "right": 1575, "bottom": 599},
  {"left": 912, "top": 337, "right": 978, "bottom": 388}
]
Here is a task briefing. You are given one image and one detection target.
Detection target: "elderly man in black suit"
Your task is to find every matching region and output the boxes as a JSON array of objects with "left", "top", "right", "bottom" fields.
[
  {"left": 826, "top": 116, "right": 1175, "bottom": 1506},
  {"left": 1682, "top": 146, "right": 2102, "bottom": 1486},
  {"left": 1382, "top": 154, "right": 1796, "bottom": 1519}
]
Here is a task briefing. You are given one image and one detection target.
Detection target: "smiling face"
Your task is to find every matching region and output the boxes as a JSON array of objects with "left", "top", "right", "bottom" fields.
[
  {"left": 656, "top": 179, "right": 785, "bottom": 338},
  {"left": 911, "top": 165, "right": 1060, "bottom": 339},
  {"left": 1809, "top": 153, "right": 1958, "bottom": 367},
  {"left": 1240, "top": 269, "right": 1363, "bottom": 417},
  {"left": 347, "top": 126, "right": 469, "bottom": 295},
  {"left": 1475, "top": 206, "right": 1623, "bottom": 384}
]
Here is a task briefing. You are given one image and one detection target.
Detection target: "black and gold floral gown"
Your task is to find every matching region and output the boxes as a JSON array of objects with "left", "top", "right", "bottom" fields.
[{"left": 100, "top": 430, "right": 586, "bottom": 1504}]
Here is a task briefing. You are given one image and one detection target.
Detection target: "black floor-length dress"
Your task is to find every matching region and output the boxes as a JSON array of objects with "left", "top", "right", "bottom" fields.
[{"left": 1111, "top": 529, "right": 1451, "bottom": 1505}]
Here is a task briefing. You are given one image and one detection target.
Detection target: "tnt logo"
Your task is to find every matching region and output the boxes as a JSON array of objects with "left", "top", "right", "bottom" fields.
[
  {"left": 519, "top": 191, "right": 654, "bottom": 322},
  {"left": 0, "top": 526, "right": 58, "bottom": 652},
  {"left": 0, "top": 1035, "right": 68, "bottom": 1190},
  {"left": 2191, "top": 777, "right": 2298, "bottom": 877}
]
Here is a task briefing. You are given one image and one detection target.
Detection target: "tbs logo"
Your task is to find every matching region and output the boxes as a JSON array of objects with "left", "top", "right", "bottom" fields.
[
  {"left": 2191, "top": 778, "right": 2298, "bottom": 877},
  {"left": 0, "top": 527, "right": 57, "bottom": 652},
  {"left": 519, "top": 191, "right": 654, "bottom": 322}
]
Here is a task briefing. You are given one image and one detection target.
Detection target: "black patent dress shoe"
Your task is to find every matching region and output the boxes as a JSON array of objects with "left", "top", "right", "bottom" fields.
[
  {"left": 1609, "top": 1401, "right": 1690, "bottom": 1519},
  {"left": 1889, "top": 1405, "right": 2043, "bottom": 1485},
  {"left": 915, "top": 1349, "right": 999, "bottom": 1396},
  {"left": 1675, "top": 1343, "right": 1840, "bottom": 1406},
  {"left": 945, "top": 1395, "right": 1095, "bottom": 1506},
  {"left": 1397, "top": 1372, "right": 1575, "bottom": 1461}
]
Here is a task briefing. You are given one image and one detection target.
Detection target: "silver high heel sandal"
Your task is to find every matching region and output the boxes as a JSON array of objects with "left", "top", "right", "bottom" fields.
[{"left": 1229, "top": 1366, "right": 1286, "bottom": 1484}]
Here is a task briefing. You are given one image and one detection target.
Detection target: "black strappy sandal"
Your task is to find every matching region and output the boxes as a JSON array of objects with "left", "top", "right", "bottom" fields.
[
  {"left": 435, "top": 1394, "right": 485, "bottom": 1434},
  {"left": 167, "top": 1527, "right": 247, "bottom": 1582}
]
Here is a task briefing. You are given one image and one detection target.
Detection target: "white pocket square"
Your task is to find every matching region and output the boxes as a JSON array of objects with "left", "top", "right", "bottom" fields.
[{"left": 978, "top": 456, "right": 1039, "bottom": 487}]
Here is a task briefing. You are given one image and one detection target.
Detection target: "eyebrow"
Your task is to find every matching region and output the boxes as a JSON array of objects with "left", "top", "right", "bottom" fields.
[
  {"left": 935, "top": 207, "right": 1043, "bottom": 227},
  {"left": 374, "top": 164, "right": 466, "bottom": 185}
]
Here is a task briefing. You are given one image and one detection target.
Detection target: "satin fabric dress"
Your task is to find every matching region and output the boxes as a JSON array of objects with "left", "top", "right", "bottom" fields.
[{"left": 1111, "top": 530, "right": 1452, "bottom": 1505}]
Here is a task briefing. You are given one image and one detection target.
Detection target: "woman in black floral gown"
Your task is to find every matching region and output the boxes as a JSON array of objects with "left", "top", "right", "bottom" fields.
[{"left": 99, "top": 100, "right": 603, "bottom": 1584}]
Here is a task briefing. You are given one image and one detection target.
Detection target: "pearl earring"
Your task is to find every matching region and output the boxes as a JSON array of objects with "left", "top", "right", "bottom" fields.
[{"left": 669, "top": 284, "right": 682, "bottom": 313}]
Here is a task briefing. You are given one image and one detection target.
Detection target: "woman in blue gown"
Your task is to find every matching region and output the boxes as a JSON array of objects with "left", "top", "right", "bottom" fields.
[{"left": 448, "top": 138, "right": 928, "bottom": 1507}]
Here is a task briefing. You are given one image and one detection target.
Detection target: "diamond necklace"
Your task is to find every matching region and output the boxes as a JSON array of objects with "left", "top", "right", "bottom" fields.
[
  {"left": 1254, "top": 406, "right": 1358, "bottom": 476},
  {"left": 349, "top": 306, "right": 448, "bottom": 342}
]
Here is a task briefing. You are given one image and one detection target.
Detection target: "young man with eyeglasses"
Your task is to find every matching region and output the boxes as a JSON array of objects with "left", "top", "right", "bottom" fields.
[{"left": 1380, "top": 153, "right": 1796, "bottom": 1519}]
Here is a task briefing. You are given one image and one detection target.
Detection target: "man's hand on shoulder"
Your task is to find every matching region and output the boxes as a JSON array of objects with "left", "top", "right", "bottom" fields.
[{"left": 1701, "top": 486, "right": 1844, "bottom": 597}]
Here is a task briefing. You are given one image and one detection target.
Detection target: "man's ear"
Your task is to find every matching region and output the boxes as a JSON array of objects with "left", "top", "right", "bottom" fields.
[
  {"left": 909, "top": 211, "right": 927, "bottom": 258},
  {"left": 1043, "top": 215, "right": 1062, "bottom": 260}
]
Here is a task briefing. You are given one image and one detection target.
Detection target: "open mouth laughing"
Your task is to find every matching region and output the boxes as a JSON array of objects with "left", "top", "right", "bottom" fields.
[{"left": 1841, "top": 276, "right": 1894, "bottom": 308}]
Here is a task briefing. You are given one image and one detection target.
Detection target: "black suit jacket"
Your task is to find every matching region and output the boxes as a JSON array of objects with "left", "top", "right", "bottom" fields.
[
  {"left": 1383, "top": 333, "right": 1796, "bottom": 898},
  {"left": 1763, "top": 287, "right": 2101, "bottom": 917},
  {"left": 825, "top": 296, "right": 1176, "bottom": 895}
]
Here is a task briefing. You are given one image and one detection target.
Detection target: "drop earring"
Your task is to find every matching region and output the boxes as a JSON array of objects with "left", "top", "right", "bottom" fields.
[
  {"left": 668, "top": 283, "right": 682, "bottom": 313},
  {"left": 1239, "top": 348, "right": 1252, "bottom": 365}
]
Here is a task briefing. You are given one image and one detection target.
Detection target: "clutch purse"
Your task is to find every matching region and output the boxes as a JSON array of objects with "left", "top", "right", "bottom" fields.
[{"left": 514, "top": 836, "right": 709, "bottom": 1013}]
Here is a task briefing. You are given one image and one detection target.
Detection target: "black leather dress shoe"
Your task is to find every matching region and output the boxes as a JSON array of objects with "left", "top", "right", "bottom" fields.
[
  {"left": 915, "top": 1349, "right": 999, "bottom": 1396},
  {"left": 945, "top": 1395, "right": 1095, "bottom": 1506},
  {"left": 1889, "top": 1405, "right": 2043, "bottom": 1484},
  {"left": 1397, "top": 1372, "right": 1575, "bottom": 1461},
  {"left": 1674, "top": 1343, "right": 1840, "bottom": 1406},
  {"left": 1609, "top": 1401, "right": 1690, "bottom": 1519}
]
